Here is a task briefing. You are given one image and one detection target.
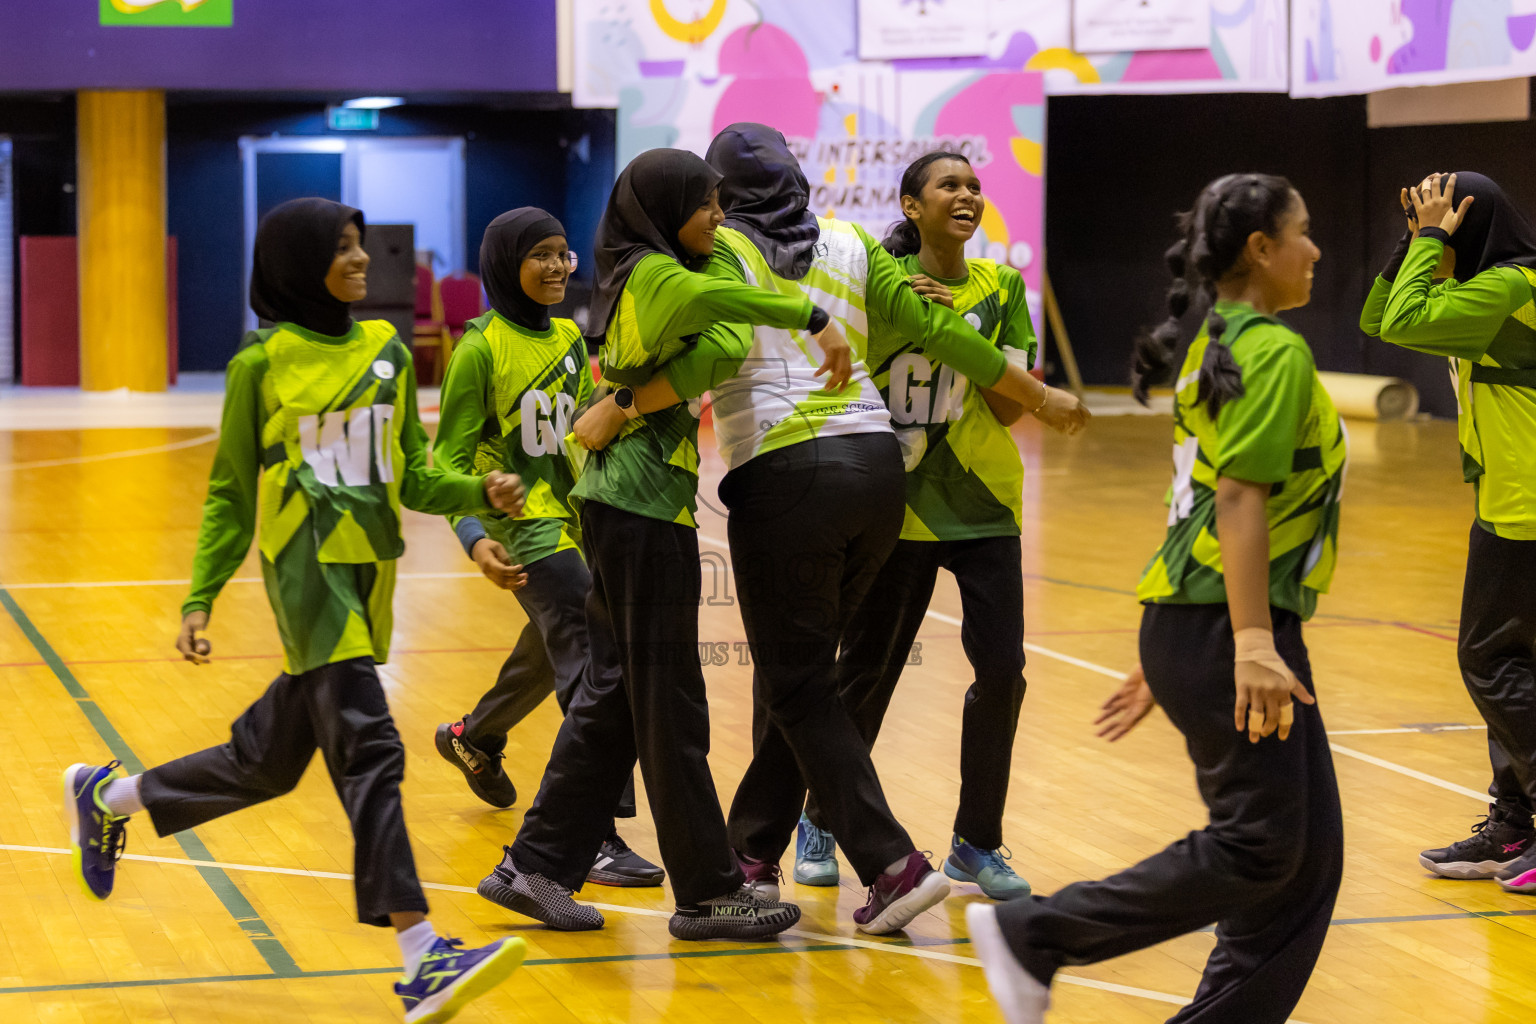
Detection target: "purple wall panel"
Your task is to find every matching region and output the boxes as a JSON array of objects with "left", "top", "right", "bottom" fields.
[{"left": 0, "top": 1, "right": 556, "bottom": 92}]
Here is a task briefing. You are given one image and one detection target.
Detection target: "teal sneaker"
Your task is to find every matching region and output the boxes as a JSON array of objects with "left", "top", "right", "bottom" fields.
[
  {"left": 793, "top": 814, "right": 839, "bottom": 886},
  {"left": 943, "top": 836, "right": 1031, "bottom": 901}
]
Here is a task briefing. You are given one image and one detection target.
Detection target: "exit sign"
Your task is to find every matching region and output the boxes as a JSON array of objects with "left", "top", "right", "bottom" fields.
[{"left": 326, "top": 107, "right": 380, "bottom": 131}]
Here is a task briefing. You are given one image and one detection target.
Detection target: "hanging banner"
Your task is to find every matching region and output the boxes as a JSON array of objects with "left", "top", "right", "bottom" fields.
[
  {"left": 572, "top": 0, "right": 1286, "bottom": 109},
  {"left": 1072, "top": 0, "right": 1211, "bottom": 54},
  {"left": 1292, "top": 0, "right": 1536, "bottom": 98},
  {"left": 857, "top": 0, "right": 990, "bottom": 60},
  {"left": 614, "top": 50, "right": 1047, "bottom": 347}
]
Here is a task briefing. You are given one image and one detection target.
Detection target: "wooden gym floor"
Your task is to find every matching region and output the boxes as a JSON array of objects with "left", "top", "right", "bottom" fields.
[{"left": 0, "top": 393, "right": 1532, "bottom": 1023}]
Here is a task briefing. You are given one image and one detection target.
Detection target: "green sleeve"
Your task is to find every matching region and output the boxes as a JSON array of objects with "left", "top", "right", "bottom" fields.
[
  {"left": 604, "top": 254, "right": 814, "bottom": 384},
  {"left": 578, "top": 349, "right": 596, "bottom": 408},
  {"left": 432, "top": 333, "right": 494, "bottom": 540},
  {"left": 663, "top": 245, "right": 757, "bottom": 400},
  {"left": 1215, "top": 334, "right": 1314, "bottom": 484},
  {"left": 1359, "top": 276, "right": 1392, "bottom": 337},
  {"left": 996, "top": 265, "right": 1038, "bottom": 362},
  {"left": 183, "top": 348, "right": 267, "bottom": 618},
  {"left": 1381, "top": 236, "right": 1533, "bottom": 359},
  {"left": 860, "top": 226, "right": 1007, "bottom": 387},
  {"left": 398, "top": 352, "right": 491, "bottom": 516}
]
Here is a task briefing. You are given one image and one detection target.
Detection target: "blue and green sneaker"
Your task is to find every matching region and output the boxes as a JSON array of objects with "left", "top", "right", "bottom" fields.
[
  {"left": 396, "top": 935, "right": 526, "bottom": 1023},
  {"left": 943, "top": 836, "right": 1031, "bottom": 901},
  {"left": 62, "top": 761, "right": 129, "bottom": 901},
  {"left": 794, "top": 814, "right": 839, "bottom": 886}
]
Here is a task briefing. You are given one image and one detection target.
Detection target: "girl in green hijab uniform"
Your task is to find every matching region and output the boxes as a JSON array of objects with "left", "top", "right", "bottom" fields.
[{"left": 63, "top": 198, "right": 528, "bottom": 1024}]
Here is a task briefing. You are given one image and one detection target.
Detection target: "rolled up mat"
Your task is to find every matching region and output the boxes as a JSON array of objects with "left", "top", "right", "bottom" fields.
[{"left": 1316, "top": 371, "right": 1420, "bottom": 421}]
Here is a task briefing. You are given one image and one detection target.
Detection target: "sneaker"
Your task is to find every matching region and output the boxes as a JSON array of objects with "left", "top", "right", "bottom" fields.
[
  {"left": 396, "top": 935, "right": 526, "bottom": 1024},
  {"left": 852, "top": 850, "right": 951, "bottom": 935},
  {"left": 965, "top": 902, "right": 1051, "bottom": 1024},
  {"left": 794, "top": 815, "right": 839, "bottom": 886},
  {"left": 1496, "top": 846, "right": 1536, "bottom": 893},
  {"left": 1419, "top": 809, "right": 1535, "bottom": 879},
  {"left": 476, "top": 847, "right": 604, "bottom": 931},
  {"left": 668, "top": 885, "right": 802, "bottom": 941},
  {"left": 62, "top": 761, "right": 129, "bottom": 901},
  {"left": 587, "top": 832, "right": 665, "bottom": 888},
  {"left": 435, "top": 721, "right": 517, "bottom": 809},
  {"left": 945, "top": 836, "right": 1032, "bottom": 901},
  {"left": 736, "top": 851, "right": 783, "bottom": 902}
]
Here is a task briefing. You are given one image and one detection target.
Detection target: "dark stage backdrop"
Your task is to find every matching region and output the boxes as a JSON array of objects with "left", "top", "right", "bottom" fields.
[{"left": 1045, "top": 82, "right": 1536, "bottom": 419}]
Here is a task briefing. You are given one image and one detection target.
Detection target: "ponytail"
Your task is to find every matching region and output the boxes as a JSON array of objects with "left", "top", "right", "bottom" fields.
[
  {"left": 882, "top": 218, "right": 923, "bottom": 257},
  {"left": 1132, "top": 172, "right": 1297, "bottom": 418},
  {"left": 1131, "top": 237, "right": 1194, "bottom": 404}
]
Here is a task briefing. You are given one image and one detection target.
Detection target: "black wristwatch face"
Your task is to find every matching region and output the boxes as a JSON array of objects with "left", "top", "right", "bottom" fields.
[{"left": 615, "top": 386, "right": 635, "bottom": 409}]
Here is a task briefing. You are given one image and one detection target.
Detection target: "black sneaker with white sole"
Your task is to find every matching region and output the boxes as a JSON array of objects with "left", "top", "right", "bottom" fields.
[
  {"left": 1419, "top": 808, "right": 1535, "bottom": 879},
  {"left": 587, "top": 832, "right": 665, "bottom": 887},
  {"left": 477, "top": 847, "right": 604, "bottom": 931},
  {"left": 668, "top": 885, "right": 801, "bottom": 941},
  {"left": 435, "top": 719, "right": 518, "bottom": 809}
]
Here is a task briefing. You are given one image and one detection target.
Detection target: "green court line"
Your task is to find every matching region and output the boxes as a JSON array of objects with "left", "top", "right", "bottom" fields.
[
  {"left": 0, "top": 587, "right": 301, "bottom": 978},
  {"left": 0, "top": 938, "right": 969, "bottom": 996}
]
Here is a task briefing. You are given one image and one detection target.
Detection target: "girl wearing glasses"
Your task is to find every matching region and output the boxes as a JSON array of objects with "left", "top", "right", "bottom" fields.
[{"left": 431, "top": 208, "right": 664, "bottom": 888}]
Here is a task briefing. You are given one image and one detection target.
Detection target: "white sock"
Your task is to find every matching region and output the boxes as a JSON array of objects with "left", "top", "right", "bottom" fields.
[
  {"left": 397, "top": 921, "right": 438, "bottom": 975},
  {"left": 884, "top": 853, "right": 913, "bottom": 876},
  {"left": 101, "top": 776, "right": 144, "bottom": 817}
]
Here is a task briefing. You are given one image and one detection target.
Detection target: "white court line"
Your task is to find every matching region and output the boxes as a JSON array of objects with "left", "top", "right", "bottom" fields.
[
  {"left": 1329, "top": 726, "right": 1486, "bottom": 736},
  {"left": 0, "top": 572, "right": 487, "bottom": 591},
  {"left": 0, "top": 431, "right": 220, "bottom": 471},
  {"left": 0, "top": 842, "right": 1310, "bottom": 1018},
  {"left": 954, "top": 617, "right": 1491, "bottom": 807}
]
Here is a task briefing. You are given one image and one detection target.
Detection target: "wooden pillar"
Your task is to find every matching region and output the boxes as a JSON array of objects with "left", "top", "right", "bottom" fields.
[{"left": 77, "top": 90, "right": 167, "bottom": 392}]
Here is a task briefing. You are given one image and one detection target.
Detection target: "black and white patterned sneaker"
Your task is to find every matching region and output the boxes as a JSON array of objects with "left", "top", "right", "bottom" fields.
[
  {"left": 435, "top": 719, "right": 517, "bottom": 809},
  {"left": 668, "top": 885, "right": 801, "bottom": 942},
  {"left": 587, "top": 832, "right": 665, "bottom": 887},
  {"left": 477, "top": 847, "right": 604, "bottom": 931},
  {"left": 1419, "top": 808, "right": 1535, "bottom": 879}
]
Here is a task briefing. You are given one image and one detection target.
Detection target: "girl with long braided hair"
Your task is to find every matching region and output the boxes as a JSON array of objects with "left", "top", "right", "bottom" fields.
[{"left": 969, "top": 173, "right": 1346, "bottom": 1024}]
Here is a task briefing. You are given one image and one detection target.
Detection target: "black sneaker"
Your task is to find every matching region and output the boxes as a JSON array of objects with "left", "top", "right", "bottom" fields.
[
  {"left": 477, "top": 847, "right": 604, "bottom": 931},
  {"left": 435, "top": 720, "right": 517, "bottom": 809},
  {"left": 1496, "top": 845, "right": 1536, "bottom": 893},
  {"left": 587, "top": 832, "right": 665, "bottom": 887},
  {"left": 1419, "top": 809, "right": 1536, "bottom": 879},
  {"left": 668, "top": 885, "right": 801, "bottom": 942}
]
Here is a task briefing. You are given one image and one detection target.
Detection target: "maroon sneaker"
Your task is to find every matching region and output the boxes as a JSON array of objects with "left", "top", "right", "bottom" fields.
[
  {"left": 736, "top": 851, "right": 783, "bottom": 901},
  {"left": 853, "top": 851, "right": 951, "bottom": 934}
]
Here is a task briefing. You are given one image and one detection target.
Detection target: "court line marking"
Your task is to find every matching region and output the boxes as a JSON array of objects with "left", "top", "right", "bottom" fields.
[
  {"left": 923, "top": 609, "right": 1493, "bottom": 808},
  {"left": 0, "top": 587, "right": 301, "bottom": 978},
  {"left": 1328, "top": 725, "right": 1486, "bottom": 736},
  {"left": 0, "top": 842, "right": 1323, "bottom": 1017},
  {"left": 0, "top": 567, "right": 737, "bottom": 591},
  {"left": 0, "top": 431, "right": 220, "bottom": 472}
]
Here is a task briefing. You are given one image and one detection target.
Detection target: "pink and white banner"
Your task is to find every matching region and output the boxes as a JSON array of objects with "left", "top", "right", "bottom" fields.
[{"left": 1292, "top": 0, "right": 1536, "bottom": 98}]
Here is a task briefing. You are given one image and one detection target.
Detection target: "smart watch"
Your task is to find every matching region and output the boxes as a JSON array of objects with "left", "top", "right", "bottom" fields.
[{"left": 614, "top": 385, "right": 641, "bottom": 420}]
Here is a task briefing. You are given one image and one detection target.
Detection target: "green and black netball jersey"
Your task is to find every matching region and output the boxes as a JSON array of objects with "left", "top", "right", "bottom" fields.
[
  {"left": 658, "top": 222, "right": 1007, "bottom": 481},
  {"left": 1137, "top": 303, "right": 1347, "bottom": 620},
  {"left": 434, "top": 312, "right": 593, "bottom": 566},
  {"left": 1370, "top": 235, "right": 1536, "bottom": 539},
  {"left": 571, "top": 252, "right": 815, "bottom": 526},
  {"left": 183, "top": 320, "right": 487, "bottom": 674},
  {"left": 875, "top": 255, "right": 1036, "bottom": 541}
]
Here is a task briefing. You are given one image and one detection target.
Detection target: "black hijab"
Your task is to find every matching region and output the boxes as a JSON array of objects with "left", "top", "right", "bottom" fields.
[
  {"left": 585, "top": 148, "right": 723, "bottom": 344},
  {"left": 481, "top": 207, "right": 566, "bottom": 332},
  {"left": 251, "top": 197, "right": 363, "bottom": 337},
  {"left": 707, "top": 122, "right": 820, "bottom": 280},
  {"left": 1441, "top": 171, "right": 1536, "bottom": 283}
]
